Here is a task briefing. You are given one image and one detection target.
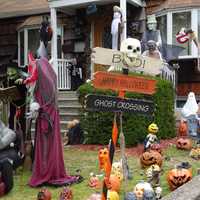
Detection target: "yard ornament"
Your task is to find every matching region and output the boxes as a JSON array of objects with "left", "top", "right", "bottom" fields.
[
  {"left": 107, "top": 190, "right": 119, "bottom": 200},
  {"left": 167, "top": 168, "right": 192, "bottom": 191},
  {"left": 146, "top": 164, "right": 161, "bottom": 188},
  {"left": 111, "top": 6, "right": 122, "bottom": 50},
  {"left": 37, "top": 188, "right": 51, "bottom": 200},
  {"left": 178, "top": 120, "right": 188, "bottom": 137},
  {"left": 108, "top": 174, "right": 121, "bottom": 193},
  {"left": 87, "top": 193, "right": 101, "bottom": 200},
  {"left": 111, "top": 161, "right": 123, "bottom": 181},
  {"left": 176, "top": 138, "right": 192, "bottom": 150},
  {"left": 59, "top": 187, "right": 73, "bottom": 200},
  {"left": 150, "top": 143, "right": 162, "bottom": 155},
  {"left": 98, "top": 148, "right": 111, "bottom": 172},
  {"left": 140, "top": 150, "right": 162, "bottom": 168},
  {"left": 88, "top": 174, "right": 101, "bottom": 189},
  {"left": 124, "top": 192, "right": 137, "bottom": 200}
]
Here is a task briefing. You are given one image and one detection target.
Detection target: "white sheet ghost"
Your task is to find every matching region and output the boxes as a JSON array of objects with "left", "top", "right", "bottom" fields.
[{"left": 181, "top": 92, "right": 198, "bottom": 117}]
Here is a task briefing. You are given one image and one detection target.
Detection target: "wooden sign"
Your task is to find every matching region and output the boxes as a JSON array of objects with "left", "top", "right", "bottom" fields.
[
  {"left": 91, "top": 47, "right": 163, "bottom": 76},
  {"left": 85, "top": 94, "right": 154, "bottom": 115},
  {"left": 0, "top": 86, "right": 21, "bottom": 103},
  {"left": 93, "top": 71, "right": 156, "bottom": 95}
]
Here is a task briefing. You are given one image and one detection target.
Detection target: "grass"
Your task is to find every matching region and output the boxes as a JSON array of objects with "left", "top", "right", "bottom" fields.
[{"left": 3, "top": 144, "right": 200, "bottom": 200}]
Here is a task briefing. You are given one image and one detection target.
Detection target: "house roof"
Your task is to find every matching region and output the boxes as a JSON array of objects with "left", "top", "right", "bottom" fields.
[{"left": 0, "top": 0, "right": 50, "bottom": 19}]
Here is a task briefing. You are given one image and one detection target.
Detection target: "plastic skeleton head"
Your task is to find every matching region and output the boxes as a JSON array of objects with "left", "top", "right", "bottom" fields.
[
  {"left": 155, "top": 187, "right": 162, "bottom": 199},
  {"left": 134, "top": 182, "right": 154, "bottom": 200},
  {"left": 120, "top": 38, "right": 141, "bottom": 67},
  {"left": 98, "top": 148, "right": 109, "bottom": 171},
  {"left": 27, "top": 102, "right": 40, "bottom": 119}
]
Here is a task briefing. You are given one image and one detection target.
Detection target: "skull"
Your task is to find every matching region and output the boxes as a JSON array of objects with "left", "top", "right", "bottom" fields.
[{"left": 120, "top": 38, "right": 141, "bottom": 67}]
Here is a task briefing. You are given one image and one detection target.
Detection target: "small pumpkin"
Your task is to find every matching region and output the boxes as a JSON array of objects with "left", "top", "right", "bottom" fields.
[
  {"left": 107, "top": 190, "right": 119, "bottom": 200},
  {"left": 37, "top": 188, "right": 51, "bottom": 200},
  {"left": 59, "top": 187, "right": 73, "bottom": 200},
  {"left": 150, "top": 143, "right": 162, "bottom": 154},
  {"left": 109, "top": 175, "right": 121, "bottom": 193},
  {"left": 176, "top": 138, "right": 192, "bottom": 150},
  {"left": 140, "top": 150, "right": 162, "bottom": 168},
  {"left": 88, "top": 175, "right": 101, "bottom": 189},
  {"left": 167, "top": 168, "right": 192, "bottom": 191},
  {"left": 178, "top": 121, "right": 188, "bottom": 137}
]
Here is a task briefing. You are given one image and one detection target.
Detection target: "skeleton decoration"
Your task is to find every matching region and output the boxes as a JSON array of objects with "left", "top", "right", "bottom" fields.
[{"left": 27, "top": 102, "right": 40, "bottom": 119}]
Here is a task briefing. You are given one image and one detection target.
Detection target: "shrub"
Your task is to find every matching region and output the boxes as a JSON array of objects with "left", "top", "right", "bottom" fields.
[{"left": 77, "top": 74, "right": 176, "bottom": 146}]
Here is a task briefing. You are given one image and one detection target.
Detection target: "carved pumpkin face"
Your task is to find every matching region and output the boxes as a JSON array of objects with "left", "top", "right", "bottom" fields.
[
  {"left": 37, "top": 188, "right": 51, "bottom": 200},
  {"left": 148, "top": 123, "right": 158, "bottom": 134},
  {"left": 59, "top": 187, "right": 73, "bottom": 200},
  {"left": 150, "top": 143, "right": 162, "bottom": 154},
  {"left": 107, "top": 190, "right": 119, "bottom": 200},
  {"left": 140, "top": 150, "right": 162, "bottom": 168},
  {"left": 178, "top": 121, "right": 188, "bottom": 137},
  {"left": 88, "top": 176, "right": 101, "bottom": 189},
  {"left": 98, "top": 148, "right": 109, "bottom": 171},
  {"left": 167, "top": 168, "right": 192, "bottom": 191},
  {"left": 176, "top": 138, "right": 192, "bottom": 150}
]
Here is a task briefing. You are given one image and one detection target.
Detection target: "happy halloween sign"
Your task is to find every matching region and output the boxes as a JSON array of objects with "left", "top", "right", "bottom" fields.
[
  {"left": 93, "top": 71, "right": 156, "bottom": 95},
  {"left": 85, "top": 94, "right": 154, "bottom": 115}
]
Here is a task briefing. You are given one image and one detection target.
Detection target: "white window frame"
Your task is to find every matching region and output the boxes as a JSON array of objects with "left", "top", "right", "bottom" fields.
[
  {"left": 156, "top": 8, "right": 200, "bottom": 58},
  {"left": 18, "top": 25, "right": 64, "bottom": 67}
]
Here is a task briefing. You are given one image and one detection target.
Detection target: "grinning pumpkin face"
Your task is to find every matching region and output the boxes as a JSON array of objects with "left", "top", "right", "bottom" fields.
[
  {"left": 167, "top": 168, "right": 192, "bottom": 191},
  {"left": 178, "top": 121, "right": 188, "bottom": 137},
  {"left": 140, "top": 150, "right": 162, "bottom": 168},
  {"left": 59, "top": 187, "right": 73, "bottom": 200},
  {"left": 150, "top": 143, "right": 162, "bottom": 154},
  {"left": 176, "top": 138, "right": 192, "bottom": 150},
  {"left": 98, "top": 148, "right": 109, "bottom": 171},
  {"left": 37, "top": 188, "right": 51, "bottom": 200},
  {"left": 148, "top": 123, "right": 158, "bottom": 134}
]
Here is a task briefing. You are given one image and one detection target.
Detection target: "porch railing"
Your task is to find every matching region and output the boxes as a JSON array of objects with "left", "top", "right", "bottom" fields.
[{"left": 57, "top": 59, "right": 73, "bottom": 90}]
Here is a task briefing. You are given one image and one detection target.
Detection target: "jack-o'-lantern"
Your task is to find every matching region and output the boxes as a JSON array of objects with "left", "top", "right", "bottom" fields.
[
  {"left": 176, "top": 138, "right": 192, "bottom": 150},
  {"left": 167, "top": 168, "right": 192, "bottom": 191},
  {"left": 98, "top": 148, "right": 110, "bottom": 171},
  {"left": 111, "top": 161, "right": 123, "bottom": 181},
  {"left": 37, "top": 188, "right": 51, "bottom": 200},
  {"left": 148, "top": 123, "right": 158, "bottom": 134},
  {"left": 59, "top": 187, "right": 73, "bottom": 200},
  {"left": 150, "top": 143, "right": 162, "bottom": 154},
  {"left": 88, "top": 175, "right": 101, "bottom": 189},
  {"left": 108, "top": 175, "right": 121, "bottom": 193},
  {"left": 140, "top": 150, "right": 162, "bottom": 168},
  {"left": 107, "top": 190, "right": 119, "bottom": 200},
  {"left": 178, "top": 121, "right": 188, "bottom": 137}
]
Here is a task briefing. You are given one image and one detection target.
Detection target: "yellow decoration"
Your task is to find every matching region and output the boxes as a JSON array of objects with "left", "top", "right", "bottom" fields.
[
  {"left": 107, "top": 191, "right": 119, "bottom": 200},
  {"left": 148, "top": 123, "right": 158, "bottom": 134}
]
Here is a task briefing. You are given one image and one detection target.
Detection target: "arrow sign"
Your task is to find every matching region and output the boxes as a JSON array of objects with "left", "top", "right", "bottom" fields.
[
  {"left": 91, "top": 47, "right": 163, "bottom": 76},
  {"left": 93, "top": 71, "right": 156, "bottom": 95},
  {"left": 85, "top": 94, "right": 154, "bottom": 115}
]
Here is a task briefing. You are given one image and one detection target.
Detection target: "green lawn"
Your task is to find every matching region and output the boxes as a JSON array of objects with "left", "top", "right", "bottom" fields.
[{"left": 3, "top": 144, "right": 200, "bottom": 200}]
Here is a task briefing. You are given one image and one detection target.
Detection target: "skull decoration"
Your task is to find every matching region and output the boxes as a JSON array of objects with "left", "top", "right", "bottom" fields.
[
  {"left": 98, "top": 148, "right": 110, "bottom": 171},
  {"left": 140, "top": 150, "right": 162, "bottom": 168},
  {"left": 59, "top": 187, "right": 73, "bottom": 200},
  {"left": 134, "top": 182, "right": 154, "bottom": 200},
  {"left": 120, "top": 38, "right": 142, "bottom": 68},
  {"left": 167, "top": 168, "right": 192, "bottom": 191},
  {"left": 111, "top": 161, "right": 123, "bottom": 181},
  {"left": 146, "top": 164, "right": 161, "bottom": 187},
  {"left": 176, "top": 138, "right": 192, "bottom": 150},
  {"left": 37, "top": 188, "right": 51, "bottom": 200},
  {"left": 155, "top": 186, "right": 162, "bottom": 199}
]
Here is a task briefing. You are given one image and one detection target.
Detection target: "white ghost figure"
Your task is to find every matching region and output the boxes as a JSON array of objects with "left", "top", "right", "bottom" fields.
[{"left": 181, "top": 92, "right": 198, "bottom": 117}]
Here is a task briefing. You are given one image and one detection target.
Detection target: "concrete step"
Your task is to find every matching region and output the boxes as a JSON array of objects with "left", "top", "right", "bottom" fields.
[
  {"left": 58, "top": 105, "right": 82, "bottom": 113},
  {"left": 58, "top": 97, "right": 81, "bottom": 106},
  {"left": 58, "top": 91, "right": 79, "bottom": 98},
  {"left": 59, "top": 112, "right": 80, "bottom": 121}
]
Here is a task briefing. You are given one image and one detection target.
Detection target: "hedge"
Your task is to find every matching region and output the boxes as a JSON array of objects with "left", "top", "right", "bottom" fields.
[{"left": 77, "top": 73, "right": 176, "bottom": 146}]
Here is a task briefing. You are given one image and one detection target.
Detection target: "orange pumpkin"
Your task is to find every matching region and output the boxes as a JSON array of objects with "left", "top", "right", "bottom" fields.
[
  {"left": 108, "top": 175, "right": 121, "bottom": 193},
  {"left": 167, "top": 168, "right": 192, "bottom": 191},
  {"left": 37, "top": 188, "right": 51, "bottom": 200},
  {"left": 178, "top": 121, "right": 188, "bottom": 137},
  {"left": 176, "top": 138, "right": 192, "bottom": 150},
  {"left": 88, "top": 176, "right": 101, "bottom": 189},
  {"left": 59, "top": 187, "right": 73, "bottom": 200},
  {"left": 140, "top": 150, "right": 162, "bottom": 168}
]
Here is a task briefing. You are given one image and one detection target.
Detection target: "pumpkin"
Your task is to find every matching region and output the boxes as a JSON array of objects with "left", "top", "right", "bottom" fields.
[
  {"left": 176, "top": 138, "right": 192, "bottom": 150},
  {"left": 167, "top": 168, "right": 192, "bottom": 191},
  {"left": 37, "top": 188, "right": 51, "bottom": 200},
  {"left": 109, "top": 175, "right": 121, "bottom": 193},
  {"left": 178, "top": 121, "right": 188, "bottom": 137},
  {"left": 140, "top": 150, "right": 162, "bottom": 168},
  {"left": 88, "top": 175, "right": 101, "bottom": 189},
  {"left": 107, "top": 190, "right": 119, "bottom": 200},
  {"left": 150, "top": 143, "right": 162, "bottom": 154},
  {"left": 148, "top": 123, "right": 158, "bottom": 134},
  {"left": 59, "top": 187, "right": 73, "bottom": 200},
  {"left": 98, "top": 148, "right": 109, "bottom": 171}
]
